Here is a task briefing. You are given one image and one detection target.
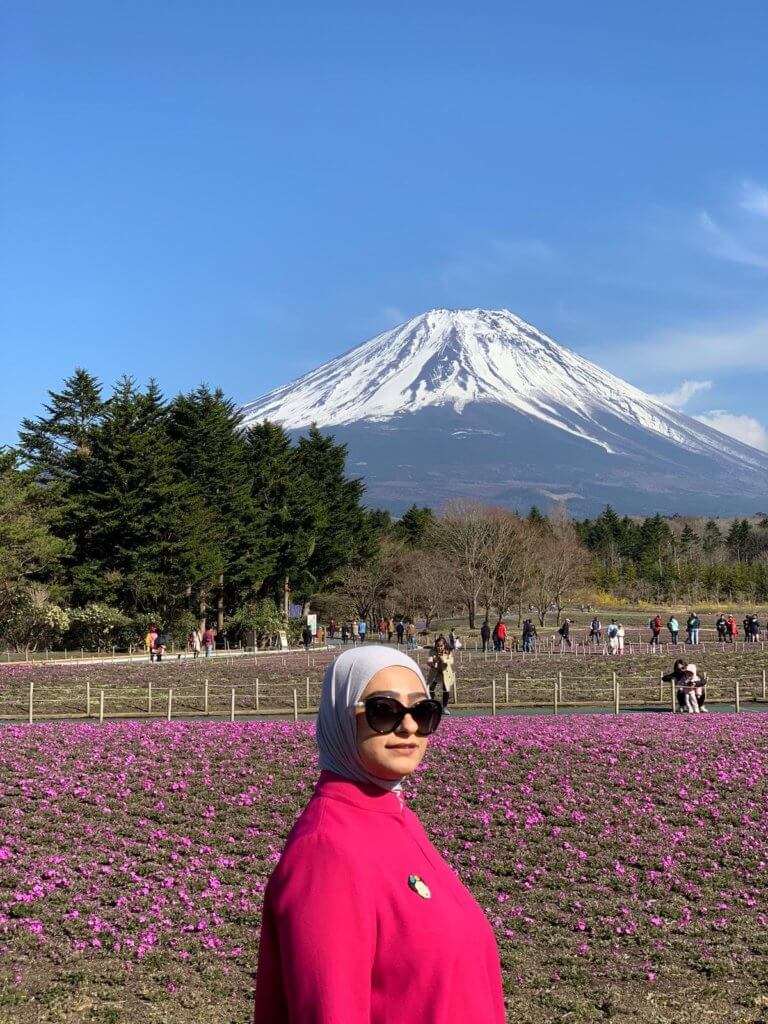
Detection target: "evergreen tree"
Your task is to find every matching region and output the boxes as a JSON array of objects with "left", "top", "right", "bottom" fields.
[
  {"left": 0, "top": 452, "right": 64, "bottom": 619},
  {"left": 71, "top": 378, "right": 213, "bottom": 612},
  {"left": 17, "top": 368, "right": 105, "bottom": 488},
  {"left": 393, "top": 504, "right": 434, "bottom": 547},
  {"left": 167, "top": 386, "right": 269, "bottom": 624},
  {"left": 702, "top": 519, "right": 723, "bottom": 555},
  {"left": 293, "top": 425, "right": 374, "bottom": 596},
  {"left": 679, "top": 524, "right": 699, "bottom": 558},
  {"left": 366, "top": 509, "right": 393, "bottom": 538},
  {"left": 527, "top": 505, "right": 547, "bottom": 526},
  {"left": 244, "top": 421, "right": 323, "bottom": 610},
  {"left": 726, "top": 519, "right": 752, "bottom": 564}
]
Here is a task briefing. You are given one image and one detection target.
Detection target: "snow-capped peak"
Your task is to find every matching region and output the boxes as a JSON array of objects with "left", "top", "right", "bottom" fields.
[{"left": 240, "top": 308, "right": 764, "bottom": 466}]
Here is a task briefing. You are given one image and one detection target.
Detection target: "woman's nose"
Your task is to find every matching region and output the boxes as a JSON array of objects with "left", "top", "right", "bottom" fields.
[{"left": 397, "top": 711, "right": 420, "bottom": 735}]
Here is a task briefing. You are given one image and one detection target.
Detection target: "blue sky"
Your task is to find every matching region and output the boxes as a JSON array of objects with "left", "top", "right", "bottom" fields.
[{"left": 2, "top": 1, "right": 768, "bottom": 448}]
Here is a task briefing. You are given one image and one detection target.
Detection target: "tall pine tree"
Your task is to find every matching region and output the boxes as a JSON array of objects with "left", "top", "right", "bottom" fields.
[
  {"left": 294, "top": 425, "right": 375, "bottom": 599},
  {"left": 71, "top": 378, "right": 215, "bottom": 612},
  {"left": 168, "top": 386, "right": 269, "bottom": 627},
  {"left": 244, "top": 421, "right": 323, "bottom": 612}
]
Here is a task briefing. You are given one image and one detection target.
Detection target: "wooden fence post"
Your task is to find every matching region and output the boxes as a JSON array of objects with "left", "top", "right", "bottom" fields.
[
  {"left": 553, "top": 678, "right": 558, "bottom": 716},
  {"left": 293, "top": 689, "right": 299, "bottom": 723},
  {"left": 670, "top": 678, "right": 676, "bottom": 713},
  {"left": 763, "top": 669, "right": 766, "bottom": 700},
  {"left": 148, "top": 679, "right": 153, "bottom": 715},
  {"left": 86, "top": 679, "right": 91, "bottom": 718},
  {"left": 453, "top": 675, "right": 459, "bottom": 707},
  {"left": 230, "top": 689, "right": 236, "bottom": 722},
  {"left": 167, "top": 689, "right": 173, "bottom": 721},
  {"left": 99, "top": 690, "right": 105, "bottom": 724},
  {"left": 492, "top": 679, "right": 497, "bottom": 716},
  {"left": 306, "top": 676, "right": 310, "bottom": 709},
  {"left": 614, "top": 679, "right": 620, "bottom": 716},
  {"left": 558, "top": 671, "right": 563, "bottom": 702},
  {"left": 505, "top": 672, "right": 509, "bottom": 704},
  {"left": 659, "top": 671, "right": 664, "bottom": 703},
  {"left": 28, "top": 681, "right": 34, "bottom": 724},
  {"left": 735, "top": 678, "right": 741, "bottom": 714},
  {"left": 256, "top": 678, "right": 260, "bottom": 713}
]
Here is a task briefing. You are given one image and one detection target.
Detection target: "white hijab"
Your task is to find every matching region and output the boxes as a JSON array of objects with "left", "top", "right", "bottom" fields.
[{"left": 316, "top": 645, "right": 429, "bottom": 792}]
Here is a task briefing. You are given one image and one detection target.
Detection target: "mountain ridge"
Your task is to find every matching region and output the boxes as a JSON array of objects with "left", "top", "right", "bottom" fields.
[{"left": 241, "top": 308, "right": 768, "bottom": 515}]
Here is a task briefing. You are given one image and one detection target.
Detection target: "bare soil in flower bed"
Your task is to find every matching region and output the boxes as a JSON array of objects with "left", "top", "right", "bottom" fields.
[
  {"left": 2, "top": 646, "right": 768, "bottom": 721},
  {"left": 2, "top": 716, "right": 768, "bottom": 1022}
]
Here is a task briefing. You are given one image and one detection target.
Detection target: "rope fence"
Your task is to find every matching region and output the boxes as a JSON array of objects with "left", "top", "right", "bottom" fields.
[{"left": 7, "top": 669, "right": 768, "bottom": 724}]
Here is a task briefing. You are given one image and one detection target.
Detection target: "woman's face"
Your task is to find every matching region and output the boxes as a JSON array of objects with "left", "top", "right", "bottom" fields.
[
  {"left": 356, "top": 666, "right": 430, "bottom": 781},
  {"left": 436, "top": 640, "right": 446, "bottom": 654}
]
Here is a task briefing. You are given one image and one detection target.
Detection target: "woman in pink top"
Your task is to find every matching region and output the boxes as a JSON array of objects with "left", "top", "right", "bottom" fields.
[{"left": 253, "top": 646, "right": 506, "bottom": 1023}]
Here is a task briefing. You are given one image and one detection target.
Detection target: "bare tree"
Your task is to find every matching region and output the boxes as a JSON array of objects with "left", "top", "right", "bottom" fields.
[
  {"left": 430, "top": 501, "right": 496, "bottom": 628},
  {"left": 529, "top": 521, "right": 592, "bottom": 625},
  {"left": 337, "top": 544, "right": 397, "bottom": 620},
  {"left": 476, "top": 510, "right": 536, "bottom": 625},
  {"left": 396, "top": 548, "right": 460, "bottom": 629}
]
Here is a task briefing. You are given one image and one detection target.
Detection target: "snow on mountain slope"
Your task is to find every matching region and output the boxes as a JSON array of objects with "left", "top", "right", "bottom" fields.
[{"left": 240, "top": 308, "right": 765, "bottom": 468}]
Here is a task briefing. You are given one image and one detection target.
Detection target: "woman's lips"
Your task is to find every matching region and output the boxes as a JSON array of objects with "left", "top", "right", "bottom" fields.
[{"left": 386, "top": 744, "right": 418, "bottom": 753}]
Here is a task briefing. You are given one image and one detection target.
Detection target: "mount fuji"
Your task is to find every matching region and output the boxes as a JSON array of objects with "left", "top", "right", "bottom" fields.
[{"left": 241, "top": 309, "right": 768, "bottom": 515}]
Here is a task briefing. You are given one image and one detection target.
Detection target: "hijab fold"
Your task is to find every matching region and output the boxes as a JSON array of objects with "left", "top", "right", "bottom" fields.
[{"left": 316, "top": 646, "right": 428, "bottom": 791}]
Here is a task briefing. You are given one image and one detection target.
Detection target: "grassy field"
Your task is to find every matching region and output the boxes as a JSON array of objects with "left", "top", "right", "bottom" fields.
[{"left": 2, "top": 715, "right": 768, "bottom": 1023}]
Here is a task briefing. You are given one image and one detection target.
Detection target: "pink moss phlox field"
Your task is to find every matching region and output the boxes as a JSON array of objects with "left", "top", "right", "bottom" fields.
[{"left": 2, "top": 716, "right": 768, "bottom": 1021}]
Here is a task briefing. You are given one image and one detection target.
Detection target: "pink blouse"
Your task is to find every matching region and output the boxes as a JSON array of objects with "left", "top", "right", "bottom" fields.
[{"left": 254, "top": 771, "right": 506, "bottom": 1023}]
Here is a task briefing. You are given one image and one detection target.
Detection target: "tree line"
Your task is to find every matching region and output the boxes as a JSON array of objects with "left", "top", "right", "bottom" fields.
[
  {"left": 576, "top": 506, "right": 768, "bottom": 604},
  {"left": 323, "top": 503, "right": 591, "bottom": 630},
  {"left": 2, "top": 369, "right": 377, "bottom": 648}
]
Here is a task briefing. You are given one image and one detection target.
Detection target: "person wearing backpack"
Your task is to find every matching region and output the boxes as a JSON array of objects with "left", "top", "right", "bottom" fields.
[
  {"left": 606, "top": 619, "right": 619, "bottom": 655},
  {"left": 522, "top": 619, "right": 537, "bottom": 653}
]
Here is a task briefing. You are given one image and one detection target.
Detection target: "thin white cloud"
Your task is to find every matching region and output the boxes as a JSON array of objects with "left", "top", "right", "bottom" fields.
[
  {"left": 696, "top": 411, "right": 768, "bottom": 452},
  {"left": 651, "top": 379, "right": 712, "bottom": 409},
  {"left": 380, "top": 306, "right": 407, "bottom": 326},
  {"left": 740, "top": 181, "right": 768, "bottom": 218},
  {"left": 613, "top": 318, "right": 768, "bottom": 374},
  {"left": 697, "top": 210, "right": 768, "bottom": 270}
]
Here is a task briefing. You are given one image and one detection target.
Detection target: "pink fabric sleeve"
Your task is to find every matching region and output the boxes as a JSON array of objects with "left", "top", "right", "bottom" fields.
[{"left": 254, "top": 833, "right": 377, "bottom": 1023}]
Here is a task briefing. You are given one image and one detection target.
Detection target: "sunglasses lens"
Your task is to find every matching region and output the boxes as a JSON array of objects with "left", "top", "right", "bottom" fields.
[
  {"left": 411, "top": 700, "right": 443, "bottom": 735},
  {"left": 366, "top": 698, "right": 402, "bottom": 734}
]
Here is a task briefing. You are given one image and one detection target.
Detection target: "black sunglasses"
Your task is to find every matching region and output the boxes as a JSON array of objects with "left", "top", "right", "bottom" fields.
[{"left": 354, "top": 696, "right": 443, "bottom": 736}]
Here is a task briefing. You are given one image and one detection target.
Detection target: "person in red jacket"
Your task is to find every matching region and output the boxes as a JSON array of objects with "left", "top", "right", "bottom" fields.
[
  {"left": 726, "top": 614, "right": 738, "bottom": 642},
  {"left": 253, "top": 646, "right": 506, "bottom": 1023},
  {"left": 649, "top": 613, "right": 663, "bottom": 646},
  {"left": 495, "top": 618, "right": 507, "bottom": 651}
]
